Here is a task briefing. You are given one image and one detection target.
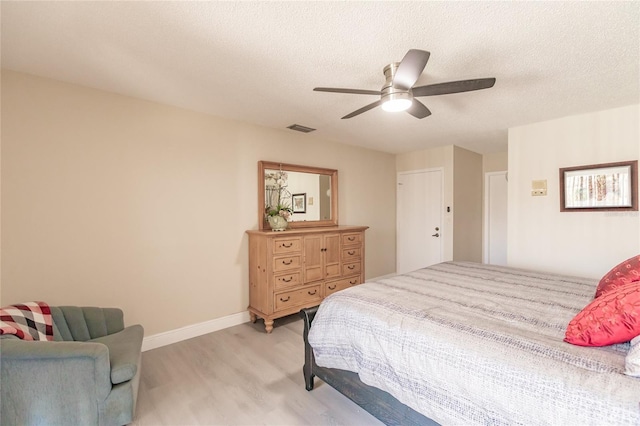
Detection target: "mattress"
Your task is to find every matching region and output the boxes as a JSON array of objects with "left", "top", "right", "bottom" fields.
[{"left": 308, "top": 261, "right": 640, "bottom": 425}]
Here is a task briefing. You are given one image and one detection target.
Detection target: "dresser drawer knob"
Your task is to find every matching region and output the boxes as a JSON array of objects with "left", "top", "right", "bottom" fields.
[
  {"left": 308, "top": 290, "right": 317, "bottom": 295},
  {"left": 282, "top": 259, "right": 293, "bottom": 265},
  {"left": 328, "top": 285, "right": 336, "bottom": 290},
  {"left": 281, "top": 277, "right": 292, "bottom": 282},
  {"left": 348, "top": 251, "right": 355, "bottom": 255},
  {"left": 280, "top": 296, "right": 290, "bottom": 302},
  {"left": 348, "top": 237, "right": 355, "bottom": 241},
  {"left": 350, "top": 280, "right": 357, "bottom": 285},
  {"left": 348, "top": 265, "right": 355, "bottom": 270},
  {"left": 281, "top": 243, "right": 292, "bottom": 248}
]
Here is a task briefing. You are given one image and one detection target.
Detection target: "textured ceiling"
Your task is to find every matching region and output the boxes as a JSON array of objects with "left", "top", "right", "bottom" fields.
[{"left": 2, "top": 1, "right": 638, "bottom": 154}]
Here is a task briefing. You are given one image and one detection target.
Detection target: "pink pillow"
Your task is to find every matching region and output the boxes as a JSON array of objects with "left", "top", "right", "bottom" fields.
[
  {"left": 565, "top": 281, "right": 640, "bottom": 346},
  {"left": 594, "top": 255, "right": 640, "bottom": 299}
]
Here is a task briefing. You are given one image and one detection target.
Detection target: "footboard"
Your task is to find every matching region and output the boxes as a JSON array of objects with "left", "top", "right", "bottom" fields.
[
  {"left": 299, "top": 307, "right": 438, "bottom": 426},
  {"left": 300, "top": 306, "right": 318, "bottom": 391}
]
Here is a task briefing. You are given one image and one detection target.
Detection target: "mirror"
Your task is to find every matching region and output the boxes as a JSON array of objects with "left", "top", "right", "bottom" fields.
[{"left": 258, "top": 161, "right": 338, "bottom": 230}]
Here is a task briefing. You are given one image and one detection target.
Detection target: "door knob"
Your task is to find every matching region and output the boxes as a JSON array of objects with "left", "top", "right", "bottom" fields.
[{"left": 432, "top": 233, "right": 439, "bottom": 237}]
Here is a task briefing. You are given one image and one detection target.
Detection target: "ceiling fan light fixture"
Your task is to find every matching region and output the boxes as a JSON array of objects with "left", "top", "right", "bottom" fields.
[
  {"left": 315, "top": 49, "right": 495, "bottom": 119},
  {"left": 381, "top": 92, "right": 412, "bottom": 112}
]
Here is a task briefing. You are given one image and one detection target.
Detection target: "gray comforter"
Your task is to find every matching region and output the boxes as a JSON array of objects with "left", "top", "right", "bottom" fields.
[{"left": 308, "top": 262, "right": 640, "bottom": 425}]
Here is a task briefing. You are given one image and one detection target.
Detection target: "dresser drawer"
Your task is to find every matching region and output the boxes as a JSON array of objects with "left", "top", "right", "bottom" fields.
[
  {"left": 273, "top": 255, "right": 301, "bottom": 272},
  {"left": 342, "top": 247, "right": 361, "bottom": 261},
  {"left": 273, "top": 237, "right": 302, "bottom": 254},
  {"left": 342, "top": 261, "right": 361, "bottom": 276},
  {"left": 325, "top": 276, "right": 361, "bottom": 297},
  {"left": 275, "top": 285, "right": 321, "bottom": 311},
  {"left": 342, "top": 233, "right": 362, "bottom": 246},
  {"left": 273, "top": 272, "right": 301, "bottom": 290}
]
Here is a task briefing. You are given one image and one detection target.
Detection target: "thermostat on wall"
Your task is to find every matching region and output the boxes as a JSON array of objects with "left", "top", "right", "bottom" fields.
[{"left": 531, "top": 180, "right": 547, "bottom": 196}]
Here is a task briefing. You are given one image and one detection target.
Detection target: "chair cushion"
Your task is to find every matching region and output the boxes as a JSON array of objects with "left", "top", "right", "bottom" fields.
[
  {"left": 90, "top": 324, "right": 144, "bottom": 384},
  {"left": 52, "top": 306, "right": 125, "bottom": 342}
]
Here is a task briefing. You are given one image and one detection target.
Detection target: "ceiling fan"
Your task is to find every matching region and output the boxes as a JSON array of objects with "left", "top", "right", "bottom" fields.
[{"left": 314, "top": 49, "right": 496, "bottom": 119}]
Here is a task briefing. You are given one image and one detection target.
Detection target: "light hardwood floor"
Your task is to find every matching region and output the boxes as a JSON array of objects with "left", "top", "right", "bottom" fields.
[{"left": 131, "top": 315, "right": 383, "bottom": 426}]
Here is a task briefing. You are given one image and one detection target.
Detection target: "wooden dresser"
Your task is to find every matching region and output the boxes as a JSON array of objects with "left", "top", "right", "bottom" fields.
[{"left": 246, "top": 225, "right": 368, "bottom": 333}]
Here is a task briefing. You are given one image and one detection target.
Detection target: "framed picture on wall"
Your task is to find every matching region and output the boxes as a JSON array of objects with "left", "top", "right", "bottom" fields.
[
  {"left": 559, "top": 160, "right": 638, "bottom": 211},
  {"left": 292, "top": 193, "right": 306, "bottom": 213}
]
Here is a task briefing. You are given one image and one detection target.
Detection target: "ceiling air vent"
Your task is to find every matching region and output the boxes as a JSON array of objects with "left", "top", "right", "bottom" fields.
[{"left": 287, "top": 124, "right": 316, "bottom": 133}]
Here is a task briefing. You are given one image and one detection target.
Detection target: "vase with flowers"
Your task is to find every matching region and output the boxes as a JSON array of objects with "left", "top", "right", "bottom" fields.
[
  {"left": 266, "top": 205, "right": 292, "bottom": 231},
  {"left": 264, "top": 170, "right": 293, "bottom": 231}
]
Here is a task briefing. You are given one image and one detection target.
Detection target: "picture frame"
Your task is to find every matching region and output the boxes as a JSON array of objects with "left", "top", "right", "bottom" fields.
[
  {"left": 292, "top": 193, "right": 307, "bottom": 214},
  {"left": 559, "top": 160, "right": 638, "bottom": 212}
]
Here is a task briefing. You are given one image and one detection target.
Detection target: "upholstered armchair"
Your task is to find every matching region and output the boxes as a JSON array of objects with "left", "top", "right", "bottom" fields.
[{"left": 1, "top": 306, "right": 144, "bottom": 426}]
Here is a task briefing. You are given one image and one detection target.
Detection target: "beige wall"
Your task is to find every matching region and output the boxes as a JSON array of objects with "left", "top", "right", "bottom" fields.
[
  {"left": 1, "top": 70, "right": 397, "bottom": 335},
  {"left": 453, "top": 146, "right": 483, "bottom": 262},
  {"left": 508, "top": 104, "right": 639, "bottom": 277},
  {"left": 483, "top": 151, "right": 508, "bottom": 174}
]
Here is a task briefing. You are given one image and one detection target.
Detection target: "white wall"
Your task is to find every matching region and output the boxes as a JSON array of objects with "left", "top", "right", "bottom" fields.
[
  {"left": 285, "top": 172, "right": 319, "bottom": 221},
  {"left": 508, "top": 104, "right": 639, "bottom": 278}
]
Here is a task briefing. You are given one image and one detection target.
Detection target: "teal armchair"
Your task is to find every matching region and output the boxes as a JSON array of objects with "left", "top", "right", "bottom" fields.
[{"left": 1, "top": 306, "right": 144, "bottom": 426}]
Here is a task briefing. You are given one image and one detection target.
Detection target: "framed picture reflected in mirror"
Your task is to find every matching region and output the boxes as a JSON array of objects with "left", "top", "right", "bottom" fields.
[{"left": 292, "top": 193, "right": 307, "bottom": 214}]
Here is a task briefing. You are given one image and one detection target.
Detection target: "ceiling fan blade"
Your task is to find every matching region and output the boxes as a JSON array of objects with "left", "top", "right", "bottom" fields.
[
  {"left": 412, "top": 78, "right": 496, "bottom": 97},
  {"left": 314, "top": 87, "right": 381, "bottom": 95},
  {"left": 393, "top": 49, "right": 430, "bottom": 90},
  {"left": 406, "top": 100, "right": 432, "bottom": 119},
  {"left": 342, "top": 100, "right": 383, "bottom": 119}
]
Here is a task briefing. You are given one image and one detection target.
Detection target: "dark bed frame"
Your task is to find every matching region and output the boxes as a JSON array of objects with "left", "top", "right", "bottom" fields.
[{"left": 300, "top": 307, "right": 439, "bottom": 426}]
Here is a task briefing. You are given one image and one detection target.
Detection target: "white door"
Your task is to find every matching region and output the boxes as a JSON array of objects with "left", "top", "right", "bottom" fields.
[
  {"left": 484, "top": 171, "right": 508, "bottom": 265},
  {"left": 397, "top": 169, "right": 443, "bottom": 274}
]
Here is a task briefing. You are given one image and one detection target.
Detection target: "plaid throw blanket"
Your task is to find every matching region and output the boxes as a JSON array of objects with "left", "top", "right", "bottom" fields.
[{"left": 0, "top": 301, "right": 54, "bottom": 341}]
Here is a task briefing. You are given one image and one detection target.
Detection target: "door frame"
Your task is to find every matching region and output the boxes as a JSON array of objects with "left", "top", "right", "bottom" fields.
[
  {"left": 396, "top": 167, "right": 445, "bottom": 273},
  {"left": 483, "top": 170, "right": 508, "bottom": 264}
]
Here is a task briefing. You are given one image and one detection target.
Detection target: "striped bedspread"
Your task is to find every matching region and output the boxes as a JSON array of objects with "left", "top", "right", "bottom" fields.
[{"left": 308, "top": 262, "right": 640, "bottom": 425}]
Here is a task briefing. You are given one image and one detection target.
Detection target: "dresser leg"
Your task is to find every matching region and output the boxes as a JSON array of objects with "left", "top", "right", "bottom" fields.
[
  {"left": 264, "top": 319, "right": 274, "bottom": 334},
  {"left": 249, "top": 312, "right": 257, "bottom": 323}
]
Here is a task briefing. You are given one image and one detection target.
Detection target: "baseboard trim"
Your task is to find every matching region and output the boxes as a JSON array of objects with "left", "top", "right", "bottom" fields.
[
  {"left": 141, "top": 275, "right": 397, "bottom": 352},
  {"left": 369, "top": 272, "right": 398, "bottom": 280},
  {"left": 142, "top": 311, "right": 251, "bottom": 352}
]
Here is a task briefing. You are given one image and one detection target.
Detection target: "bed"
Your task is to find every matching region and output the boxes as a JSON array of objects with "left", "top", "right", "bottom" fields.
[{"left": 301, "top": 261, "right": 640, "bottom": 425}]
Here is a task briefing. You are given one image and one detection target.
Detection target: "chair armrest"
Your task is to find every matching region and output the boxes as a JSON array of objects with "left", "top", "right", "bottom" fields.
[
  {"left": 1, "top": 339, "right": 112, "bottom": 403},
  {"left": 90, "top": 325, "right": 144, "bottom": 384}
]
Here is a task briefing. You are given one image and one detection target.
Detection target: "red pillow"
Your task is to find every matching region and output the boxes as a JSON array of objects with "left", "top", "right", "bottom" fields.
[
  {"left": 594, "top": 255, "right": 640, "bottom": 299},
  {"left": 565, "top": 281, "right": 640, "bottom": 346}
]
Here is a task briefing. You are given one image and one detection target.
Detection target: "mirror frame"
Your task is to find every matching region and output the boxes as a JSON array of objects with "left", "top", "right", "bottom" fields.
[{"left": 258, "top": 161, "right": 338, "bottom": 230}]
